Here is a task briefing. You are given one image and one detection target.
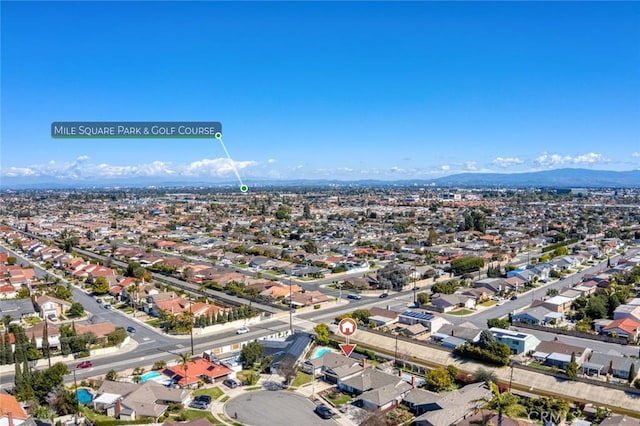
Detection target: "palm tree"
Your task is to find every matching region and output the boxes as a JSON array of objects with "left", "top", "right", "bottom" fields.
[
  {"left": 486, "top": 382, "right": 525, "bottom": 426},
  {"left": 178, "top": 352, "right": 192, "bottom": 385}
]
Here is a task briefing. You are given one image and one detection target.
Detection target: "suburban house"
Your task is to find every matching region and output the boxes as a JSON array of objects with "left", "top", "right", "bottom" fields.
[
  {"left": 512, "top": 306, "right": 564, "bottom": 325},
  {"left": 24, "top": 321, "right": 60, "bottom": 350},
  {"left": 302, "top": 351, "right": 362, "bottom": 383},
  {"left": 430, "top": 294, "right": 475, "bottom": 313},
  {"left": 75, "top": 321, "right": 117, "bottom": 343},
  {"left": 0, "top": 299, "right": 37, "bottom": 323},
  {"left": 260, "top": 332, "right": 314, "bottom": 375},
  {"left": 601, "top": 318, "right": 640, "bottom": 340},
  {"left": 474, "top": 278, "right": 506, "bottom": 294},
  {"left": 541, "top": 295, "right": 574, "bottom": 314},
  {"left": 288, "top": 290, "right": 330, "bottom": 307},
  {"left": 432, "top": 322, "right": 481, "bottom": 346},
  {"left": 613, "top": 305, "right": 640, "bottom": 323},
  {"left": 0, "top": 393, "right": 29, "bottom": 426},
  {"left": 339, "top": 368, "right": 412, "bottom": 409},
  {"left": 164, "top": 358, "right": 233, "bottom": 388},
  {"left": 93, "top": 380, "right": 191, "bottom": 420},
  {"left": 35, "top": 295, "right": 72, "bottom": 319},
  {"left": 489, "top": 328, "right": 541, "bottom": 355},
  {"left": 368, "top": 307, "right": 401, "bottom": 327},
  {"left": 532, "top": 339, "right": 591, "bottom": 369},
  {"left": 356, "top": 379, "right": 413, "bottom": 410},
  {"left": 409, "top": 383, "right": 493, "bottom": 426},
  {"left": 581, "top": 352, "right": 640, "bottom": 381},
  {"left": 398, "top": 310, "right": 451, "bottom": 334},
  {"left": 599, "top": 415, "right": 640, "bottom": 426}
]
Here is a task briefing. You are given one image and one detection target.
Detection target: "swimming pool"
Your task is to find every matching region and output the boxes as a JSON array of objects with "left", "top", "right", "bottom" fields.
[
  {"left": 76, "top": 388, "right": 93, "bottom": 405},
  {"left": 312, "top": 347, "right": 332, "bottom": 359},
  {"left": 140, "top": 371, "right": 161, "bottom": 383}
]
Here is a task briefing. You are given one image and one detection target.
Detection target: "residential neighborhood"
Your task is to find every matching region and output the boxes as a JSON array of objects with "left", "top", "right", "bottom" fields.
[{"left": 0, "top": 186, "right": 639, "bottom": 426}]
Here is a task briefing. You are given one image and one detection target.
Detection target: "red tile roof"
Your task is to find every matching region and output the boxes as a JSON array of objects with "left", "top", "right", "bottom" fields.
[{"left": 164, "top": 358, "right": 232, "bottom": 387}]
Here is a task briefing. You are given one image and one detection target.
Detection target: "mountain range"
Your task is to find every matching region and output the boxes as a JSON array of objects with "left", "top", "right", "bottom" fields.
[{"left": 1, "top": 168, "right": 639, "bottom": 190}]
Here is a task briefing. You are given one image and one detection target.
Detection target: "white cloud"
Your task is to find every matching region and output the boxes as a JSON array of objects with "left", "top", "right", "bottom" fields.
[
  {"left": 492, "top": 157, "right": 524, "bottom": 167},
  {"left": 632, "top": 152, "right": 640, "bottom": 158},
  {"left": 2, "top": 167, "right": 37, "bottom": 177},
  {"left": 535, "top": 152, "right": 608, "bottom": 168},
  {"left": 267, "top": 158, "right": 277, "bottom": 164},
  {"left": 440, "top": 165, "right": 451, "bottom": 171},
  {"left": 183, "top": 158, "right": 256, "bottom": 177},
  {"left": 1, "top": 157, "right": 258, "bottom": 180},
  {"left": 464, "top": 161, "right": 477, "bottom": 171}
]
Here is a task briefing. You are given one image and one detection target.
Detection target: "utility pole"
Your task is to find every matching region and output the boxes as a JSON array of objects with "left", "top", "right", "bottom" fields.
[
  {"left": 412, "top": 267, "right": 417, "bottom": 306},
  {"left": 189, "top": 295, "right": 194, "bottom": 355},
  {"left": 289, "top": 277, "right": 293, "bottom": 334}
]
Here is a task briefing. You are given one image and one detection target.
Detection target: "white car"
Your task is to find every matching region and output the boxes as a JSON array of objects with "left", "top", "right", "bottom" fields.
[{"left": 236, "top": 326, "right": 250, "bottom": 335}]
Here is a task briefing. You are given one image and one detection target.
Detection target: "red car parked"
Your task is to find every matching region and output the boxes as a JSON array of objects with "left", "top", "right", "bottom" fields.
[{"left": 76, "top": 361, "right": 93, "bottom": 369}]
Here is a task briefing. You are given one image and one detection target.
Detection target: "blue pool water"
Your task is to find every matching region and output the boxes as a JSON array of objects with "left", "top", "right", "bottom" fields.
[
  {"left": 140, "top": 371, "right": 161, "bottom": 383},
  {"left": 76, "top": 388, "right": 93, "bottom": 405},
  {"left": 312, "top": 347, "right": 332, "bottom": 359}
]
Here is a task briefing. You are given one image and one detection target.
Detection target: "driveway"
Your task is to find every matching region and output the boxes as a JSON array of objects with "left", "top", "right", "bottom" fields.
[{"left": 225, "top": 391, "right": 339, "bottom": 426}]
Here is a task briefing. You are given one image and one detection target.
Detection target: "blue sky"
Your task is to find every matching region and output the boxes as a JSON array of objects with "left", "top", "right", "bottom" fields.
[{"left": 1, "top": 1, "right": 639, "bottom": 183}]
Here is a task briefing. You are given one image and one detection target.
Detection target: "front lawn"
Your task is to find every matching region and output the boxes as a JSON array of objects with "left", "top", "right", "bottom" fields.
[
  {"left": 193, "top": 386, "right": 224, "bottom": 400},
  {"left": 448, "top": 309, "right": 474, "bottom": 316},
  {"left": 478, "top": 300, "right": 496, "bottom": 307},
  {"left": 145, "top": 318, "right": 161, "bottom": 327},
  {"left": 324, "top": 390, "right": 352, "bottom": 406},
  {"left": 181, "top": 409, "right": 220, "bottom": 424},
  {"left": 291, "top": 371, "right": 313, "bottom": 387}
]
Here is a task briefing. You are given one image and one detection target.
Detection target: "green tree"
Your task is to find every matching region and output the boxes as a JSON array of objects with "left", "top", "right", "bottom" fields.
[
  {"left": 487, "top": 318, "right": 510, "bottom": 329},
  {"left": 426, "top": 367, "right": 453, "bottom": 392},
  {"left": 417, "top": 292, "right": 431, "bottom": 306},
  {"left": 566, "top": 352, "right": 578, "bottom": 379},
  {"left": 475, "top": 367, "right": 497, "bottom": 384},
  {"left": 628, "top": 363, "right": 636, "bottom": 384},
  {"left": 314, "top": 323, "right": 330, "bottom": 346},
  {"left": 634, "top": 378, "right": 640, "bottom": 389},
  {"left": 105, "top": 369, "right": 118, "bottom": 381},
  {"left": 487, "top": 382, "right": 522, "bottom": 426},
  {"left": 478, "top": 330, "right": 497, "bottom": 350},
  {"left": 275, "top": 205, "right": 291, "bottom": 220},
  {"left": 66, "top": 302, "right": 85, "bottom": 318},
  {"left": 91, "top": 276, "right": 110, "bottom": 295},
  {"left": 240, "top": 341, "right": 263, "bottom": 368},
  {"left": 106, "top": 328, "right": 127, "bottom": 346},
  {"left": 7, "top": 256, "right": 17, "bottom": 265},
  {"left": 585, "top": 296, "right": 608, "bottom": 320},
  {"left": 377, "top": 263, "right": 409, "bottom": 291}
]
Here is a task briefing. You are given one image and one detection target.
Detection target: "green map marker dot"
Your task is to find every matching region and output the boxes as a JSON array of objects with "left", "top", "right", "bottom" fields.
[
  {"left": 240, "top": 185, "right": 248, "bottom": 193},
  {"left": 214, "top": 132, "right": 222, "bottom": 140}
]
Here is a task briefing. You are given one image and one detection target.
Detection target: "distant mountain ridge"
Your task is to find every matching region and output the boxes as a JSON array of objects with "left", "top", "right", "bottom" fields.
[
  {"left": 430, "top": 168, "right": 640, "bottom": 187},
  {"left": 1, "top": 168, "right": 639, "bottom": 189}
]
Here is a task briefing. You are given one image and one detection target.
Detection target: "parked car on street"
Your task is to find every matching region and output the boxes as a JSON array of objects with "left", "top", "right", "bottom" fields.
[{"left": 314, "top": 404, "right": 334, "bottom": 419}]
